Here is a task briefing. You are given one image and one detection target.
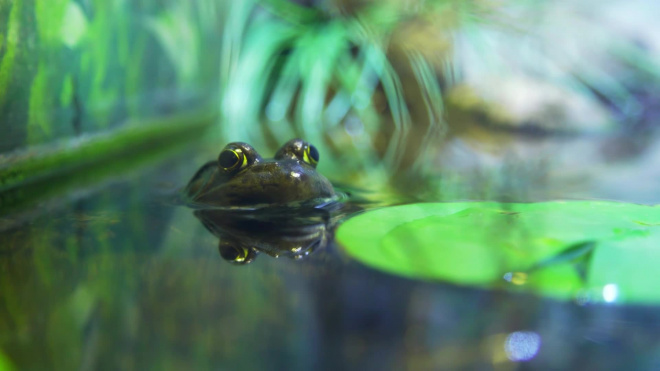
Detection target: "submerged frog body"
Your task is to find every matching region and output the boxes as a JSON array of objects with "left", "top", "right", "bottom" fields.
[{"left": 185, "top": 138, "right": 336, "bottom": 208}]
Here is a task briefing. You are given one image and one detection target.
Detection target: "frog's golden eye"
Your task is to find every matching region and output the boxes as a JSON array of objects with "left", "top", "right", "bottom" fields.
[
  {"left": 303, "top": 144, "right": 319, "bottom": 166},
  {"left": 218, "top": 148, "right": 247, "bottom": 173},
  {"left": 219, "top": 243, "right": 254, "bottom": 265}
]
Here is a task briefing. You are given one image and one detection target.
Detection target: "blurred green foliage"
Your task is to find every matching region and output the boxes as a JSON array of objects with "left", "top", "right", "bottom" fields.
[
  {"left": 0, "top": 0, "right": 224, "bottom": 195},
  {"left": 218, "top": 0, "right": 448, "bottom": 185},
  {"left": 2, "top": 0, "right": 660, "bottom": 199},
  {"left": 0, "top": 0, "right": 222, "bottom": 153},
  {"left": 213, "top": 0, "right": 660, "bottom": 200},
  {"left": 0, "top": 350, "right": 14, "bottom": 371}
]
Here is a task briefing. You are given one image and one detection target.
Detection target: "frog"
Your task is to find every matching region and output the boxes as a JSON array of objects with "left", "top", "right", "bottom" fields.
[{"left": 184, "top": 138, "right": 337, "bottom": 209}]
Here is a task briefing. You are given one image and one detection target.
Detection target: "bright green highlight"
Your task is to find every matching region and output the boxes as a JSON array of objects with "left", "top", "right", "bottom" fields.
[
  {"left": 35, "top": 0, "right": 69, "bottom": 45},
  {"left": 0, "top": 350, "right": 14, "bottom": 371},
  {"left": 27, "top": 62, "right": 54, "bottom": 143},
  {"left": 0, "top": 0, "right": 21, "bottom": 108},
  {"left": 337, "top": 201, "right": 660, "bottom": 304},
  {"left": 59, "top": 1, "right": 88, "bottom": 48}
]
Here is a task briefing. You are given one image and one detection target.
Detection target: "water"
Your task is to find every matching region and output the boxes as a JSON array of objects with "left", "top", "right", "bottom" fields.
[{"left": 2, "top": 145, "right": 660, "bottom": 370}]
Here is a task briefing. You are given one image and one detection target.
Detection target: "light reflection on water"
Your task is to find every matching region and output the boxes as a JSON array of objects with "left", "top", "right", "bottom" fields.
[
  {"left": 603, "top": 284, "right": 620, "bottom": 303},
  {"left": 505, "top": 331, "right": 542, "bottom": 362}
]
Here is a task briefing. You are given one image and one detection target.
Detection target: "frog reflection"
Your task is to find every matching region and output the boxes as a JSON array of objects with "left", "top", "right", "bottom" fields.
[
  {"left": 184, "top": 139, "right": 342, "bottom": 264},
  {"left": 194, "top": 208, "right": 334, "bottom": 264},
  {"left": 185, "top": 138, "right": 337, "bottom": 208}
]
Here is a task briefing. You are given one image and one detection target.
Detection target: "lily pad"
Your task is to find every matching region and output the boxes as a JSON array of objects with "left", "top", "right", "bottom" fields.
[{"left": 336, "top": 201, "right": 660, "bottom": 304}]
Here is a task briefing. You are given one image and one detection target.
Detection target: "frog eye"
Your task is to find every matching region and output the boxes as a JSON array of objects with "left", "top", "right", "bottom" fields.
[
  {"left": 303, "top": 144, "right": 319, "bottom": 166},
  {"left": 219, "top": 242, "right": 255, "bottom": 265},
  {"left": 218, "top": 148, "right": 247, "bottom": 173}
]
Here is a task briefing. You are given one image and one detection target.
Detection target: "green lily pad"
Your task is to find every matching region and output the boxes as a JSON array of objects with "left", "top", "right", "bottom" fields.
[{"left": 336, "top": 201, "right": 660, "bottom": 304}]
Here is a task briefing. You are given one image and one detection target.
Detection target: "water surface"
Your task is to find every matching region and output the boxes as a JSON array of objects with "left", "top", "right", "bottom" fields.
[{"left": 1, "top": 146, "right": 660, "bottom": 370}]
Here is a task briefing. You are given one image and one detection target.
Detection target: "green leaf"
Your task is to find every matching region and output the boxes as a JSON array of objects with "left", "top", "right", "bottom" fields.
[
  {"left": 59, "top": 1, "right": 88, "bottom": 48},
  {"left": 588, "top": 231, "right": 660, "bottom": 303},
  {"left": 0, "top": 350, "right": 14, "bottom": 371},
  {"left": 0, "top": 0, "right": 21, "bottom": 108},
  {"left": 336, "top": 201, "right": 660, "bottom": 304},
  {"left": 27, "top": 63, "right": 54, "bottom": 143},
  {"left": 35, "top": 0, "right": 69, "bottom": 45},
  {"left": 145, "top": 5, "right": 200, "bottom": 86}
]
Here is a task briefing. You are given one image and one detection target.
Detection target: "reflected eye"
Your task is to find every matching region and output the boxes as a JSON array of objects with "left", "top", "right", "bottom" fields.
[
  {"left": 218, "top": 149, "right": 246, "bottom": 172},
  {"left": 303, "top": 144, "right": 319, "bottom": 166},
  {"left": 219, "top": 244, "right": 253, "bottom": 264}
]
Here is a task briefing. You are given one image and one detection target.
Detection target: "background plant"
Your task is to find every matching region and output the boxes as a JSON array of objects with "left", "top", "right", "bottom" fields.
[{"left": 210, "top": 0, "right": 660, "bottom": 200}]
